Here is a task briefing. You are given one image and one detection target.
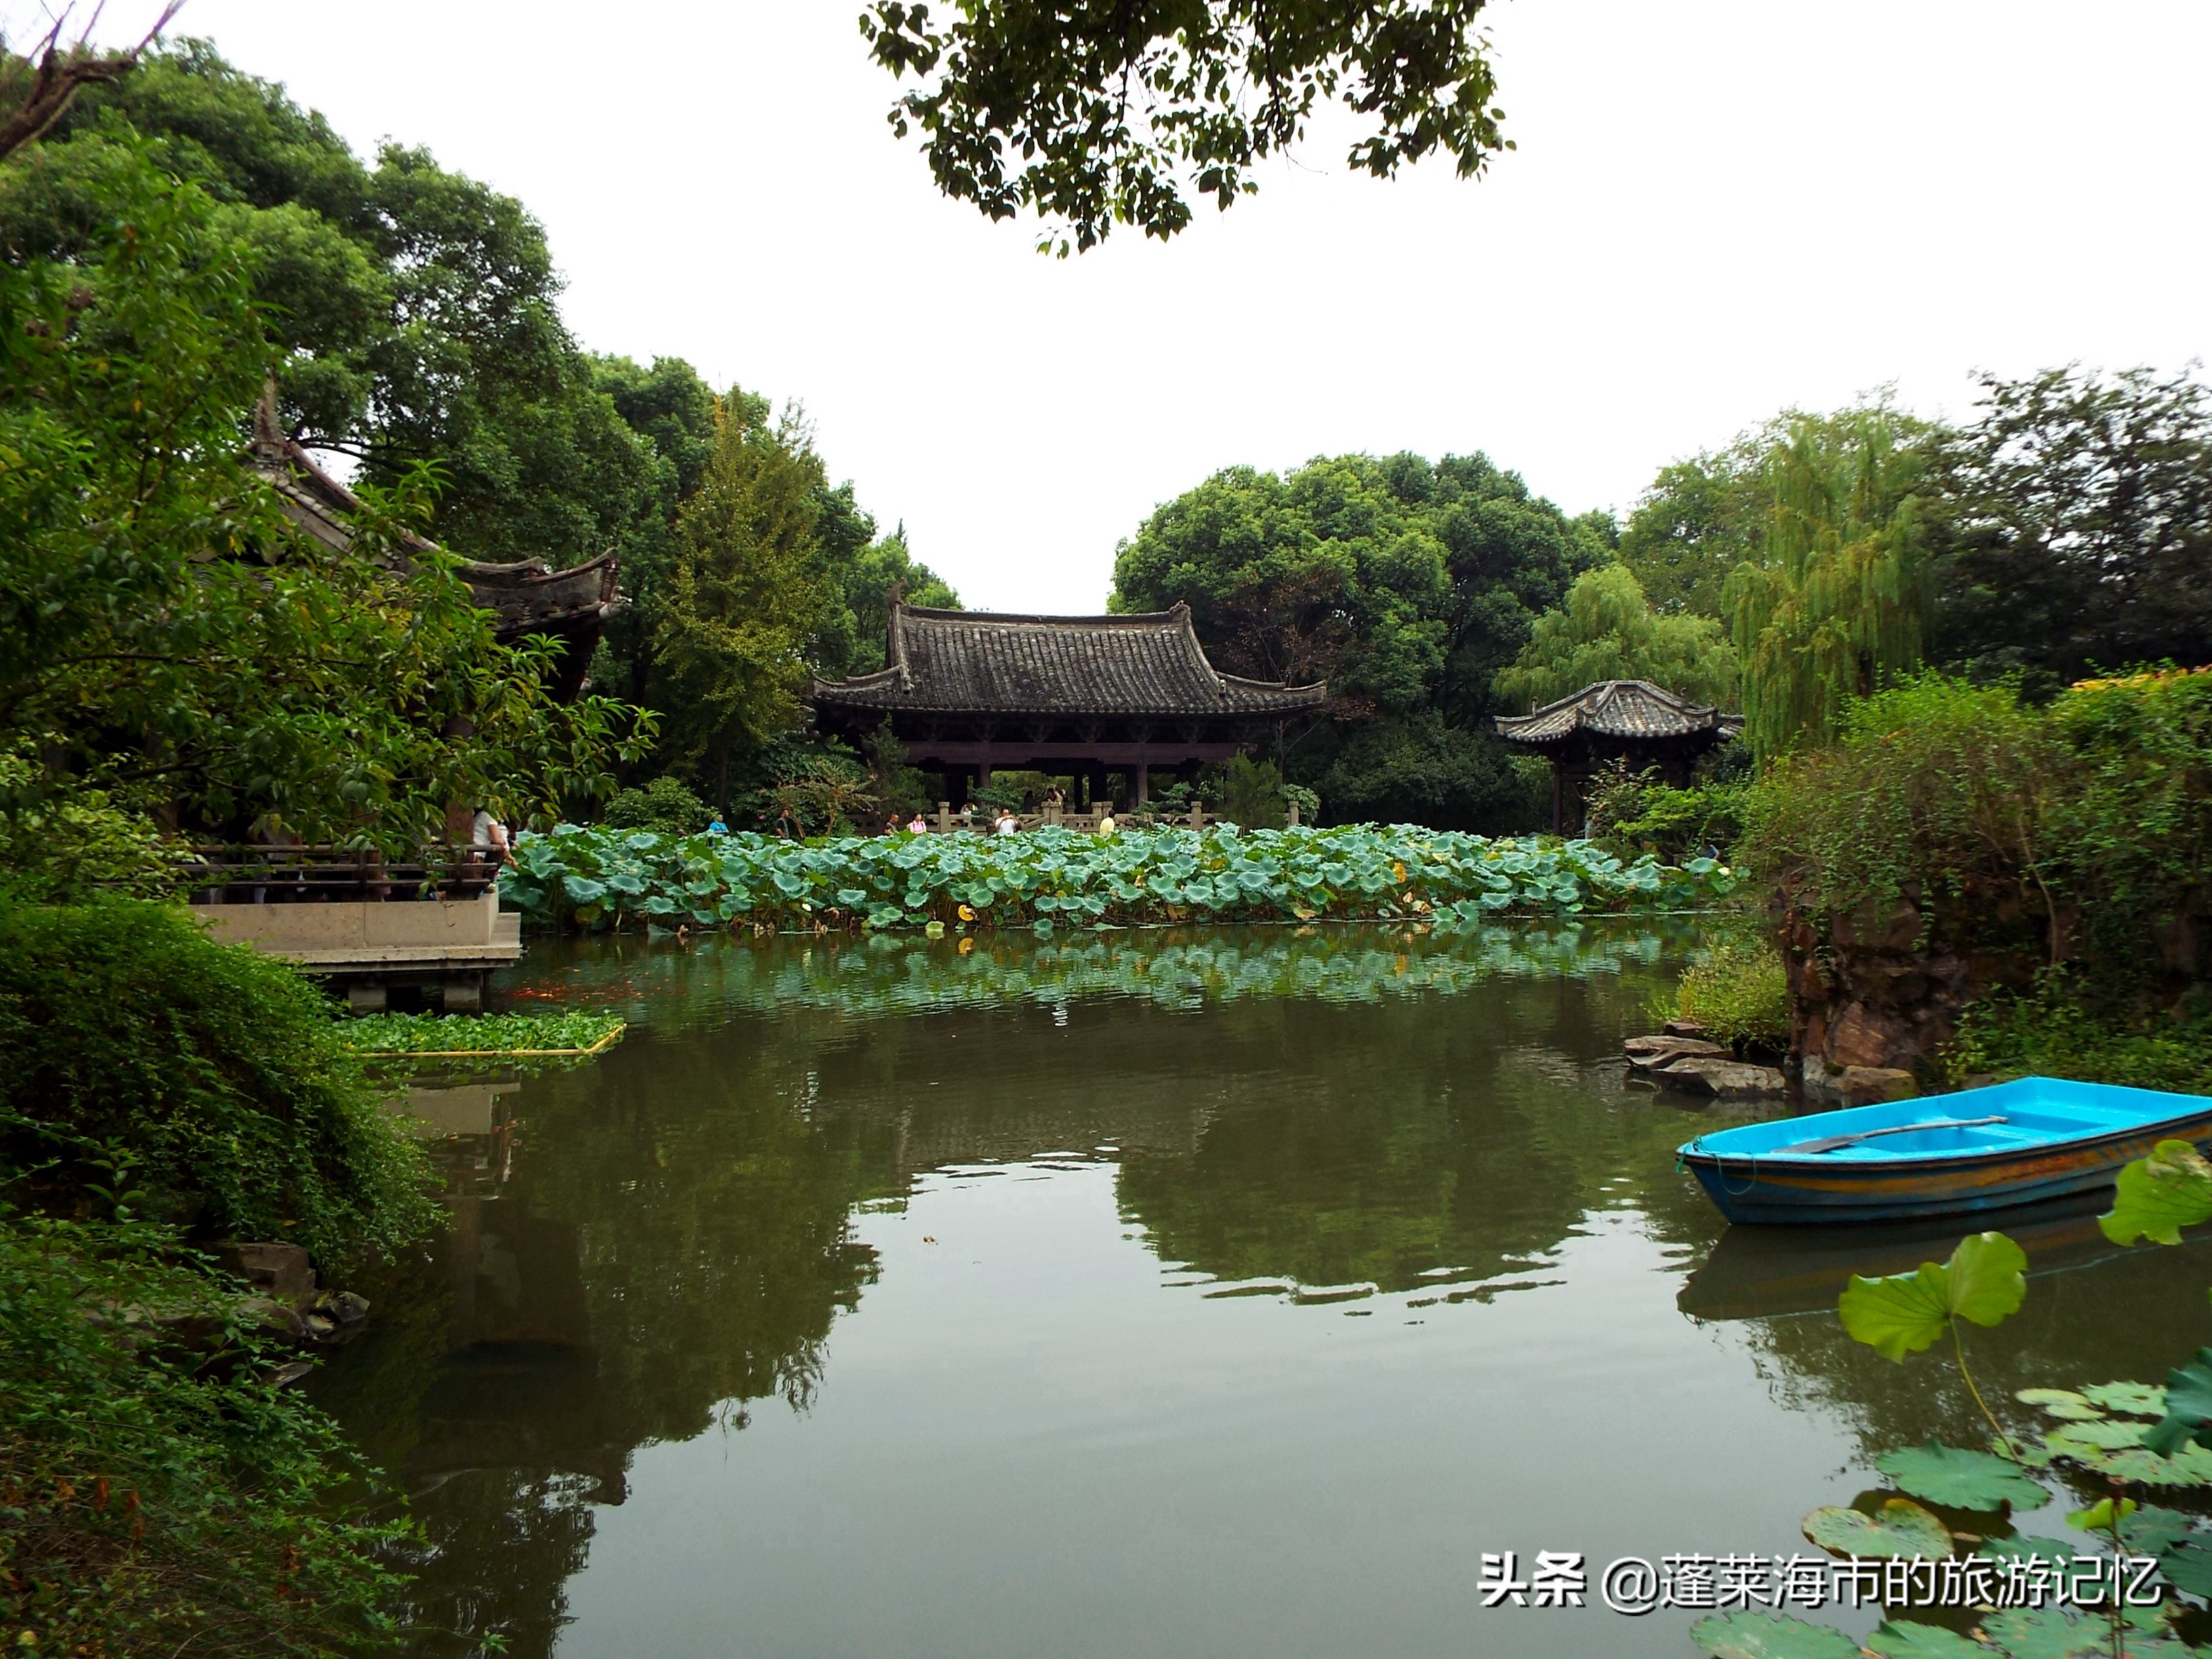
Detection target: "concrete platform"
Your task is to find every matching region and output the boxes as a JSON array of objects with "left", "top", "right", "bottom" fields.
[{"left": 193, "top": 892, "right": 522, "bottom": 1009}]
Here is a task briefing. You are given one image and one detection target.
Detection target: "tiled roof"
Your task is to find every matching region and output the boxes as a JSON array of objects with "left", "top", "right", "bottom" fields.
[
  {"left": 813, "top": 603, "right": 1326, "bottom": 718},
  {"left": 1494, "top": 680, "right": 1743, "bottom": 745},
  {"left": 248, "top": 388, "right": 623, "bottom": 641}
]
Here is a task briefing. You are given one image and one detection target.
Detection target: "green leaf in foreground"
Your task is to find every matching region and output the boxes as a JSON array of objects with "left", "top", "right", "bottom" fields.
[
  {"left": 1839, "top": 1231, "right": 2028, "bottom": 1361},
  {"left": 1980, "top": 1604, "right": 2182, "bottom": 1659},
  {"left": 2159, "top": 1533, "right": 2212, "bottom": 1599},
  {"left": 1875, "top": 1444, "right": 2049, "bottom": 1511},
  {"left": 2146, "top": 1348, "right": 2212, "bottom": 1458},
  {"left": 1864, "top": 1622, "right": 1989, "bottom": 1659},
  {"left": 1803, "top": 1498, "right": 1953, "bottom": 1559},
  {"left": 2100, "top": 1139, "right": 2212, "bottom": 1246},
  {"left": 1692, "top": 1611, "right": 1864, "bottom": 1659}
]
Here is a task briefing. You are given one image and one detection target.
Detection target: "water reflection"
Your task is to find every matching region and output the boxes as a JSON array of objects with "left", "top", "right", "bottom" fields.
[{"left": 307, "top": 922, "right": 2212, "bottom": 1658}]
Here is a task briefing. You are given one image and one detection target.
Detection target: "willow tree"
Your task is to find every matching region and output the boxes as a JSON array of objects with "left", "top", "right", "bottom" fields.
[
  {"left": 1494, "top": 563, "right": 1738, "bottom": 712},
  {"left": 653, "top": 401, "right": 832, "bottom": 810},
  {"left": 1725, "top": 415, "right": 1931, "bottom": 760}
]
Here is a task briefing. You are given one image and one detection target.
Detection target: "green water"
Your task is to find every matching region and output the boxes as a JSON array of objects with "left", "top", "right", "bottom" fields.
[{"left": 314, "top": 923, "right": 2212, "bottom": 1658}]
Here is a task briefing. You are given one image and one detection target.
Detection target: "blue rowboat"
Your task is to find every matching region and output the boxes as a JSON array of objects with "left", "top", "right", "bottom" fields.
[{"left": 1677, "top": 1076, "right": 2212, "bottom": 1226}]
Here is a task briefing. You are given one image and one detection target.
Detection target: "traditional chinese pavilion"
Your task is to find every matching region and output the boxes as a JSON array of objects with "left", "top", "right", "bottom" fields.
[
  {"left": 250, "top": 394, "right": 625, "bottom": 702},
  {"left": 1494, "top": 679, "right": 1742, "bottom": 833},
  {"left": 811, "top": 602, "right": 1326, "bottom": 806}
]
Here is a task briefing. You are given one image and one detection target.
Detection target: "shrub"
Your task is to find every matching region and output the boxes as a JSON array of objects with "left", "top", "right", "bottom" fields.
[
  {"left": 1744, "top": 669, "right": 2212, "bottom": 999},
  {"left": 0, "top": 900, "right": 438, "bottom": 1274},
  {"left": 1661, "top": 930, "right": 1792, "bottom": 1048},
  {"left": 0, "top": 1214, "right": 407, "bottom": 1655},
  {"left": 1948, "top": 975, "right": 2212, "bottom": 1095},
  {"left": 601, "top": 775, "right": 712, "bottom": 837},
  {"left": 1585, "top": 762, "right": 1749, "bottom": 863}
]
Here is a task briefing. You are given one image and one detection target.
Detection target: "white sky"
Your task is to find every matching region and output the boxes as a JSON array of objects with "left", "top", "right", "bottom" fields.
[{"left": 35, "top": 1, "right": 2212, "bottom": 612}]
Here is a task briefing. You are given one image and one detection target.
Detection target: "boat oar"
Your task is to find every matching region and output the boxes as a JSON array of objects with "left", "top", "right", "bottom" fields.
[{"left": 1777, "top": 1115, "right": 2008, "bottom": 1155}]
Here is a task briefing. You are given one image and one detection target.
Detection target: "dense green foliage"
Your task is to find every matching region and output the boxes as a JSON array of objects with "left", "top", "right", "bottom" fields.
[
  {"left": 1493, "top": 562, "right": 1737, "bottom": 712},
  {"left": 601, "top": 775, "right": 713, "bottom": 838},
  {"left": 14, "top": 41, "right": 652, "bottom": 566},
  {"left": 0, "top": 901, "right": 438, "bottom": 1273},
  {"left": 500, "top": 822, "right": 1736, "bottom": 934},
  {"left": 655, "top": 403, "right": 840, "bottom": 807},
  {"left": 1724, "top": 412, "right": 1931, "bottom": 760},
  {"left": 0, "top": 1214, "right": 407, "bottom": 1654},
  {"left": 861, "top": 1, "right": 1508, "bottom": 252},
  {"left": 1745, "top": 670, "right": 2212, "bottom": 1000},
  {"left": 1949, "top": 977, "right": 2212, "bottom": 1095},
  {"left": 1112, "top": 451, "right": 1609, "bottom": 827},
  {"left": 1930, "top": 367, "right": 2212, "bottom": 696},
  {"left": 0, "top": 141, "right": 652, "bottom": 882},
  {"left": 1614, "top": 371, "right": 2212, "bottom": 760},
  {"left": 1585, "top": 767, "right": 1749, "bottom": 863},
  {"left": 2, "top": 42, "right": 949, "bottom": 837}
]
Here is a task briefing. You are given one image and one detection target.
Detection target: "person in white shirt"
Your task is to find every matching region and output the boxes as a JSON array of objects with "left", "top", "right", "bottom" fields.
[
  {"left": 995, "top": 811, "right": 1019, "bottom": 836},
  {"left": 469, "top": 808, "right": 513, "bottom": 865}
]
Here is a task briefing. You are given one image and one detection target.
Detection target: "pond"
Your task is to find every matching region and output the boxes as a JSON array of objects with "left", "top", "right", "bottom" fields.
[{"left": 312, "top": 922, "right": 2212, "bottom": 1658}]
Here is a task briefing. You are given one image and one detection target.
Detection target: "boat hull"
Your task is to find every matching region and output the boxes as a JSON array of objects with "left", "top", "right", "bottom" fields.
[{"left": 1680, "top": 1107, "right": 2212, "bottom": 1225}]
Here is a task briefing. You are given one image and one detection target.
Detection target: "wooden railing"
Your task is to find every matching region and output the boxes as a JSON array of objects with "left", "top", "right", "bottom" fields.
[{"left": 185, "top": 844, "right": 503, "bottom": 903}]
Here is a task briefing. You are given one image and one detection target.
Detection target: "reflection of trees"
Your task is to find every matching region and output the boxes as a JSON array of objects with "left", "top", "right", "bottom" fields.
[
  {"left": 1702, "top": 1220, "right": 2212, "bottom": 1483},
  {"left": 1114, "top": 968, "right": 1694, "bottom": 1292},
  {"left": 517, "top": 1029, "right": 900, "bottom": 1446},
  {"left": 316, "top": 1026, "right": 905, "bottom": 1656},
  {"left": 314, "top": 920, "right": 1711, "bottom": 1655},
  {"left": 499, "top": 918, "right": 1695, "bottom": 1027}
]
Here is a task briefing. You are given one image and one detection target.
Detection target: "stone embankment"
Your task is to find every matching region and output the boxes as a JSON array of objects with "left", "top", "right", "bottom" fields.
[{"left": 1776, "top": 890, "right": 2035, "bottom": 1101}]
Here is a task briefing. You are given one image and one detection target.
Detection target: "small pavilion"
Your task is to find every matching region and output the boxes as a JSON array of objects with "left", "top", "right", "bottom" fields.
[
  {"left": 810, "top": 602, "right": 1326, "bottom": 806},
  {"left": 1494, "top": 679, "right": 1742, "bottom": 834}
]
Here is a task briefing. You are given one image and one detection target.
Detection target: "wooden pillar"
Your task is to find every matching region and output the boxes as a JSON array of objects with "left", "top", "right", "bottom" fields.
[
  {"left": 1551, "top": 762, "right": 1563, "bottom": 836},
  {"left": 1135, "top": 762, "right": 1149, "bottom": 806}
]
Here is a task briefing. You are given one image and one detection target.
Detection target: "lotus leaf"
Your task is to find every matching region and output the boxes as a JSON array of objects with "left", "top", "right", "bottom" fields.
[
  {"left": 2016, "top": 1389, "right": 2104, "bottom": 1420},
  {"left": 1876, "top": 1445, "right": 2050, "bottom": 1511},
  {"left": 1803, "top": 1497, "right": 1953, "bottom": 1559},
  {"left": 2157, "top": 1534, "right": 2212, "bottom": 1599},
  {"left": 1980, "top": 1605, "right": 2187, "bottom": 1659},
  {"left": 2145, "top": 1349, "right": 2212, "bottom": 1458},
  {"left": 2046, "top": 1418, "right": 2146, "bottom": 1450},
  {"left": 2116, "top": 1504, "right": 2196, "bottom": 1557},
  {"left": 1864, "top": 1622, "right": 1990, "bottom": 1659},
  {"left": 2089, "top": 1445, "right": 2212, "bottom": 1488},
  {"left": 1839, "top": 1233, "right": 2029, "bottom": 1361},
  {"left": 1691, "top": 1612, "right": 1864, "bottom": 1659},
  {"left": 2102, "top": 1141, "right": 2212, "bottom": 1247},
  {"left": 2083, "top": 1382, "right": 2168, "bottom": 1417}
]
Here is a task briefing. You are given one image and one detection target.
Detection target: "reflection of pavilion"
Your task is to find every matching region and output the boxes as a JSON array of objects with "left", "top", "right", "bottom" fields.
[{"left": 883, "top": 1092, "right": 1214, "bottom": 1180}]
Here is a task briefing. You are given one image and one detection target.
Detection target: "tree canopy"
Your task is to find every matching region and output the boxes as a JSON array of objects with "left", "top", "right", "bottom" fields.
[
  {"left": 1113, "top": 450, "right": 1604, "bottom": 827},
  {"left": 0, "top": 144, "right": 653, "bottom": 883},
  {"left": 1494, "top": 563, "right": 1738, "bottom": 712},
  {"left": 860, "top": 0, "right": 1511, "bottom": 253},
  {"left": 1929, "top": 367, "right": 2212, "bottom": 695}
]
